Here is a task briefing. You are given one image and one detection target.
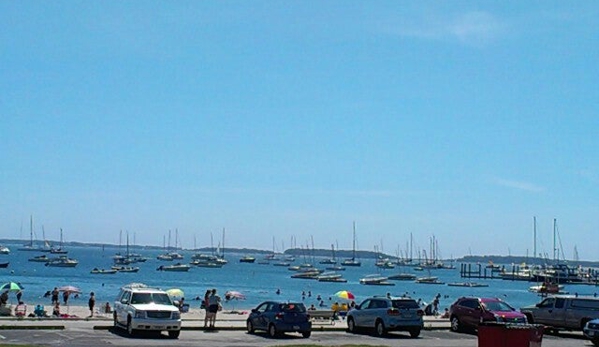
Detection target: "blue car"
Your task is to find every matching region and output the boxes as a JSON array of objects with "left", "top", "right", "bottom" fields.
[
  {"left": 584, "top": 318, "right": 599, "bottom": 346},
  {"left": 246, "top": 301, "right": 312, "bottom": 338}
]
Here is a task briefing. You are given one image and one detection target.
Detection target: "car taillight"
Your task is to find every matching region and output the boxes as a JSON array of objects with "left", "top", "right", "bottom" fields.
[
  {"left": 387, "top": 309, "right": 400, "bottom": 316},
  {"left": 275, "top": 312, "right": 284, "bottom": 320},
  {"left": 417, "top": 309, "right": 424, "bottom": 316}
]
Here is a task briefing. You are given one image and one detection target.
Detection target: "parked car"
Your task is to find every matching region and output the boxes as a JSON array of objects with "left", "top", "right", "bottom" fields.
[
  {"left": 584, "top": 318, "right": 599, "bottom": 346},
  {"left": 449, "top": 297, "right": 527, "bottom": 332},
  {"left": 113, "top": 283, "right": 181, "bottom": 338},
  {"left": 521, "top": 295, "right": 599, "bottom": 332},
  {"left": 246, "top": 301, "right": 312, "bottom": 338},
  {"left": 346, "top": 296, "right": 424, "bottom": 337}
]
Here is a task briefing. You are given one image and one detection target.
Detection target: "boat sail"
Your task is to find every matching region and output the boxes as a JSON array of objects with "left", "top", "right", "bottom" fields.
[{"left": 341, "top": 222, "right": 361, "bottom": 267}]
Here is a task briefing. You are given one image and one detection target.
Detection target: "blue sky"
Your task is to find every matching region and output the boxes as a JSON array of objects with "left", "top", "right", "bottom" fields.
[{"left": 1, "top": 2, "right": 598, "bottom": 260}]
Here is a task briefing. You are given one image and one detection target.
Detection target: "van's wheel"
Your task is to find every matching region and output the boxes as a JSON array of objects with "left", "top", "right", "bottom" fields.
[
  {"left": 409, "top": 328, "right": 421, "bottom": 338},
  {"left": 246, "top": 320, "right": 255, "bottom": 334},
  {"left": 591, "top": 337, "right": 599, "bottom": 347},
  {"left": 126, "top": 317, "right": 135, "bottom": 336},
  {"left": 168, "top": 330, "right": 180, "bottom": 339},
  {"left": 374, "top": 319, "right": 386, "bottom": 337},
  {"left": 301, "top": 331, "right": 311, "bottom": 338},
  {"left": 268, "top": 324, "right": 278, "bottom": 338},
  {"left": 525, "top": 313, "right": 534, "bottom": 324},
  {"left": 450, "top": 316, "right": 461, "bottom": 332},
  {"left": 347, "top": 317, "right": 357, "bottom": 333}
]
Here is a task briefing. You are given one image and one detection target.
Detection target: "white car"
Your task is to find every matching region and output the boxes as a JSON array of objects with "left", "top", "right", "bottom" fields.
[{"left": 113, "top": 283, "right": 181, "bottom": 338}]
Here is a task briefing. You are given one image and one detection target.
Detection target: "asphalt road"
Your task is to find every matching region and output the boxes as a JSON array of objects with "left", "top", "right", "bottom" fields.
[{"left": 0, "top": 327, "right": 593, "bottom": 347}]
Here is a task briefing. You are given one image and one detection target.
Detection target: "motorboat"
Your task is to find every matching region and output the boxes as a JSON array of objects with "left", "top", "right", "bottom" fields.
[
  {"left": 157, "top": 263, "right": 191, "bottom": 272},
  {"left": 191, "top": 259, "right": 223, "bottom": 268},
  {"left": 447, "top": 282, "right": 489, "bottom": 288},
  {"left": 317, "top": 272, "right": 347, "bottom": 283},
  {"left": 325, "top": 265, "right": 346, "bottom": 271},
  {"left": 0, "top": 245, "right": 10, "bottom": 255},
  {"left": 28, "top": 254, "right": 50, "bottom": 263},
  {"left": 528, "top": 282, "right": 566, "bottom": 294},
  {"left": 359, "top": 274, "right": 395, "bottom": 286},
  {"left": 291, "top": 270, "right": 321, "bottom": 279},
  {"left": 91, "top": 267, "right": 118, "bottom": 274},
  {"left": 415, "top": 276, "right": 445, "bottom": 285},
  {"left": 0, "top": 262, "right": 8, "bottom": 268},
  {"left": 387, "top": 273, "right": 417, "bottom": 281},
  {"left": 45, "top": 255, "right": 79, "bottom": 267},
  {"left": 111, "top": 266, "right": 140, "bottom": 273},
  {"left": 239, "top": 255, "right": 256, "bottom": 263}
]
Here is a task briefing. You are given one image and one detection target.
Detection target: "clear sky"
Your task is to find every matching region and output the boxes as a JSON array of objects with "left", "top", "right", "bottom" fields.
[{"left": 1, "top": 2, "right": 598, "bottom": 260}]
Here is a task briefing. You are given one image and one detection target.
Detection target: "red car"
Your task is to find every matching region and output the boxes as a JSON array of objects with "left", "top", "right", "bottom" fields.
[{"left": 449, "top": 297, "right": 527, "bottom": 332}]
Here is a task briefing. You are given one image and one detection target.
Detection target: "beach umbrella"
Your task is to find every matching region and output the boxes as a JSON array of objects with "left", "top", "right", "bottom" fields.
[
  {"left": 166, "top": 288, "right": 184, "bottom": 298},
  {"left": 58, "top": 285, "right": 81, "bottom": 294},
  {"left": 225, "top": 290, "right": 246, "bottom": 300},
  {"left": 333, "top": 290, "right": 355, "bottom": 301},
  {"left": 0, "top": 282, "right": 24, "bottom": 292}
]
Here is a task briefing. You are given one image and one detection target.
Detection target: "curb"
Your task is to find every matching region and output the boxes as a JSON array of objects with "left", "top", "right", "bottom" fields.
[
  {"left": 0, "top": 325, "right": 65, "bottom": 330},
  {"left": 92, "top": 325, "right": 450, "bottom": 332}
]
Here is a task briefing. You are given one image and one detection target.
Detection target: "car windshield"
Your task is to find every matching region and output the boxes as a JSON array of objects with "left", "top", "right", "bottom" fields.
[
  {"left": 131, "top": 293, "right": 172, "bottom": 305},
  {"left": 392, "top": 300, "right": 420, "bottom": 309},
  {"left": 483, "top": 301, "right": 513, "bottom": 312},
  {"left": 279, "top": 303, "right": 306, "bottom": 313}
]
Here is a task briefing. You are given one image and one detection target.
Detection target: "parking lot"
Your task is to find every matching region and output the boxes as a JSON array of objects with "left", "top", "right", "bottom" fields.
[{"left": 0, "top": 323, "right": 593, "bottom": 347}]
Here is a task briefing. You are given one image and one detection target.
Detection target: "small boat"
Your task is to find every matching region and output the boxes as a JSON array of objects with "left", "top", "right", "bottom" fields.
[
  {"left": 45, "top": 255, "right": 79, "bottom": 267},
  {"left": 0, "top": 262, "right": 9, "bottom": 268},
  {"left": 388, "top": 273, "right": 417, "bottom": 281},
  {"left": 291, "top": 270, "right": 321, "bottom": 279},
  {"left": 447, "top": 282, "right": 489, "bottom": 288},
  {"left": 415, "top": 276, "right": 445, "bottom": 285},
  {"left": 359, "top": 274, "right": 395, "bottom": 286},
  {"left": 91, "top": 267, "right": 118, "bottom": 274},
  {"left": 28, "top": 254, "right": 50, "bottom": 262},
  {"left": 528, "top": 282, "right": 566, "bottom": 294},
  {"left": 325, "top": 265, "right": 346, "bottom": 271},
  {"left": 317, "top": 272, "right": 347, "bottom": 283},
  {"left": 273, "top": 261, "right": 291, "bottom": 267},
  {"left": 111, "top": 266, "right": 140, "bottom": 273},
  {"left": 0, "top": 245, "right": 10, "bottom": 255},
  {"left": 239, "top": 256, "right": 256, "bottom": 263},
  {"left": 157, "top": 263, "right": 191, "bottom": 272},
  {"left": 190, "top": 259, "right": 223, "bottom": 268}
]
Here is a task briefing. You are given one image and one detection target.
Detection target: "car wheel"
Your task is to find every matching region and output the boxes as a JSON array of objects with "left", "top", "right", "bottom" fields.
[
  {"left": 246, "top": 320, "right": 255, "bottom": 334},
  {"left": 409, "top": 328, "right": 421, "bottom": 338},
  {"left": 374, "top": 319, "right": 386, "bottom": 337},
  {"left": 450, "top": 316, "right": 461, "bottom": 332},
  {"left": 268, "top": 324, "right": 278, "bottom": 338},
  {"left": 592, "top": 337, "right": 599, "bottom": 347},
  {"left": 126, "top": 317, "right": 135, "bottom": 336},
  {"left": 168, "top": 330, "right": 180, "bottom": 339},
  {"left": 347, "top": 317, "right": 357, "bottom": 334},
  {"left": 525, "top": 313, "right": 534, "bottom": 324},
  {"left": 301, "top": 331, "right": 311, "bottom": 338}
]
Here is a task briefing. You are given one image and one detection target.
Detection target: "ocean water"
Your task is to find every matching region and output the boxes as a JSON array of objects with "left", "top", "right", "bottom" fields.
[{"left": 1, "top": 243, "right": 597, "bottom": 312}]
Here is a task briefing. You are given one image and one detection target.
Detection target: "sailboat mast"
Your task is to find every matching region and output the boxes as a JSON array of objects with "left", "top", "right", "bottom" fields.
[
  {"left": 352, "top": 221, "right": 356, "bottom": 260},
  {"left": 533, "top": 216, "right": 537, "bottom": 259},
  {"left": 29, "top": 215, "right": 33, "bottom": 247}
]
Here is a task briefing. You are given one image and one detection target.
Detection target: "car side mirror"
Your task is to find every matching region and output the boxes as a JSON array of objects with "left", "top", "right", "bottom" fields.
[
  {"left": 535, "top": 303, "right": 541, "bottom": 308},
  {"left": 173, "top": 300, "right": 179, "bottom": 307},
  {"left": 251, "top": 308, "right": 258, "bottom": 313},
  {"left": 355, "top": 305, "right": 361, "bottom": 310}
]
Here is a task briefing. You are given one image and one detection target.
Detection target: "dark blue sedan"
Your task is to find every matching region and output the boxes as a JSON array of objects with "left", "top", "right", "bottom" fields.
[{"left": 246, "top": 301, "right": 312, "bottom": 338}]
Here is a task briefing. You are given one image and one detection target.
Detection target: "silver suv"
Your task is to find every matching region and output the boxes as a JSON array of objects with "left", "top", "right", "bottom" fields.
[
  {"left": 114, "top": 283, "right": 181, "bottom": 338},
  {"left": 346, "top": 296, "right": 424, "bottom": 337}
]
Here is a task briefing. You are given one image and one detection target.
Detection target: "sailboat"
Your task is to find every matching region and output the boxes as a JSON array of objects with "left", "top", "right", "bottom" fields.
[
  {"left": 18, "top": 216, "right": 45, "bottom": 251},
  {"left": 50, "top": 228, "right": 68, "bottom": 254},
  {"left": 319, "top": 244, "right": 337, "bottom": 264},
  {"left": 341, "top": 222, "right": 361, "bottom": 267}
]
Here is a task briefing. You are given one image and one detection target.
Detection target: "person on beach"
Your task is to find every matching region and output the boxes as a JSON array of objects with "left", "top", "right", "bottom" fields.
[
  {"left": 16, "top": 290, "right": 23, "bottom": 302},
  {"left": 0, "top": 290, "right": 8, "bottom": 306},
  {"left": 207, "top": 288, "right": 221, "bottom": 328},
  {"left": 63, "top": 291, "right": 69, "bottom": 306},
  {"left": 51, "top": 287, "right": 59, "bottom": 305},
  {"left": 52, "top": 302, "right": 60, "bottom": 317},
  {"left": 88, "top": 292, "right": 96, "bottom": 317},
  {"left": 203, "top": 290, "right": 211, "bottom": 327}
]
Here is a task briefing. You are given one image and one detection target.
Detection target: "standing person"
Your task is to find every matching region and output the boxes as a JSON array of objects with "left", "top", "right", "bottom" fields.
[
  {"left": 51, "top": 287, "right": 59, "bottom": 305},
  {"left": 16, "top": 290, "right": 23, "bottom": 302},
  {"left": 203, "top": 289, "right": 211, "bottom": 328},
  {"left": 207, "top": 288, "right": 221, "bottom": 328},
  {"left": 63, "top": 291, "right": 69, "bottom": 306},
  {"left": 88, "top": 292, "right": 96, "bottom": 317}
]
